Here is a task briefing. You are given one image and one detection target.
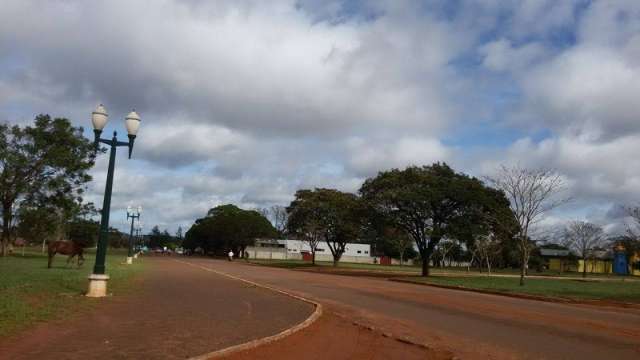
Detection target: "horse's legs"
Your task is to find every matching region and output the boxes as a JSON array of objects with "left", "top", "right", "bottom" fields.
[
  {"left": 48, "top": 251, "right": 54, "bottom": 268},
  {"left": 78, "top": 254, "right": 85, "bottom": 267},
  {"left": 67, "top": 254, "right": 76, "bottom": 267}
]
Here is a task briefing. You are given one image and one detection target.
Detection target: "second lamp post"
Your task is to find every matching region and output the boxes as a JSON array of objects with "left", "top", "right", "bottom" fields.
[{"left": 126, "top": 206, "right": 142, "bottom": 264}]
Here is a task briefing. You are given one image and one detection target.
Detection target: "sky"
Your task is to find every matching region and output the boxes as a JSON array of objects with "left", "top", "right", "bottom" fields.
[{"left": 1, "top": 0, "right": 639, "bottom": 237}]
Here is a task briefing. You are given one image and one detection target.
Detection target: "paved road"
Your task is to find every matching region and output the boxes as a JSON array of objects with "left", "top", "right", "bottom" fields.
[
  {"left": 0, "top": 258, "right": 313, "bottom": 360},
  {"left": 182, "top": 257, "right": 640, "bottom": 360}
]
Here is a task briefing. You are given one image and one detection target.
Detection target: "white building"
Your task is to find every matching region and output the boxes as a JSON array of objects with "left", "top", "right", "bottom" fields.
[{"left": 246, "top": 239, "right": 373, "bottom": 263}]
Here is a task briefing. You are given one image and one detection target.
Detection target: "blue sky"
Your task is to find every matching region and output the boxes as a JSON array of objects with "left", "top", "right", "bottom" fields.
[{"left": 1, "top": 0, "right": 639, "bottom": 236}]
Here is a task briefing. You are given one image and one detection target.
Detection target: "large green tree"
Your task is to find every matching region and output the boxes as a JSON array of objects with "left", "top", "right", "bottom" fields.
[
  {"left": 1, "top": 115, "right": 95, "bottom": 255},
  {"left": 360, "top": 163, "right": 515, "bottom": 276},
  {"left": 185, "top": 204, "right": 276, "bottom": 256},
  {"left": 287, "top": 189, "right": 364, "bottom": 266}
]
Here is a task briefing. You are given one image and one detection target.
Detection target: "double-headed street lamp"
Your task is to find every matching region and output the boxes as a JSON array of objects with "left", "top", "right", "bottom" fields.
[
  {"left": 126, "top": 206, "right": 142, "bottom": 264},
  {"left": 87, "top": 104, "right": 141, "bottom": 298}
]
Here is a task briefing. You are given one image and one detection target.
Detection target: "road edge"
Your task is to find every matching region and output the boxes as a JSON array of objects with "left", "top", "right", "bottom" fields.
[{"left": 173, "top": 259, "right": 323, "bottom": 360}]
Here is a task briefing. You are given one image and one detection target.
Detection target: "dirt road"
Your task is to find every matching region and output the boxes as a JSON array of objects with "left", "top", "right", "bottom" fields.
[
  {"left": 181, "top": 258, "right": 640, "bottom": 360},
  {"left": 0, "top": 258, "right": 313, "bottom": 360}
]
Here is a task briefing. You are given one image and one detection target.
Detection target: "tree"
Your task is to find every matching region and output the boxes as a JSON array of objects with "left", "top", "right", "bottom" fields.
[
  {"left": 1, "top": 115, "right": 95, "bottom": 255},
  {"left": 361, "top": 163, "right": 512, "bottom": 276},
  {"left": 68, "top": 218, "right": 100, "bottom": 248},
  {"left": 287, "top": 189, "right": 363, "bottom": 266},
  {"left": 286, "top": 203, "right": 323, "bottom": 264},
  {"left": 259, "top": 205, "right": 289, "bottom": 238},
  {"left": 486, "top": 165, "right": 566, "bottom": 285},
  {"left": 563, "top": 221, "right": 605, "bottom": 278},
  {"left": 386, "top": 228, "right": 414, "bottom": 266},
  {"left": 185, "top": 204, "right": 276, "bottom": 256}
]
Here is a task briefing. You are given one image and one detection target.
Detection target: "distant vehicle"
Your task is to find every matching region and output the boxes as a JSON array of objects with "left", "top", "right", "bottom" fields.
[{"left": 175, "top": 248, "right": 184, "bottom": 255}]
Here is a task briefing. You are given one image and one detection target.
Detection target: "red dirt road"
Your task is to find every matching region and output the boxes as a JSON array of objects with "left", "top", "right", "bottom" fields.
[
  {"left": 0, "top": 258, "right": 313, "bottom": 360},
  {"left": 180, "top": 258, "right": 640, "bottom": 360}
]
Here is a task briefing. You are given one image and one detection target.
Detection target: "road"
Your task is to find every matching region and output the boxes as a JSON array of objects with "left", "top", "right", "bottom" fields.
[{"left": 181, "top": 257, "right": 640, "bottom": 360}]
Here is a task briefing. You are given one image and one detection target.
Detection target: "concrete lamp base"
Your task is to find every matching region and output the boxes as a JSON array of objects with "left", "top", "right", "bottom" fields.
[
  {"left": 133, "top": 253, "right": 138, "bottom": 259},
  {"left": 86, "top": 274, "right": 110, "bottom": 297},
  {"left": 126, "top": 256, "right": 133, "bottom": 265}
]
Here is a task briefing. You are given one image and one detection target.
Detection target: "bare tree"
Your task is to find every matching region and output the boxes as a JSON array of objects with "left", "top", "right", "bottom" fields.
[
  {"left": 563, "top": 221, "right": 605, "bottom": 278},
  {"left": 258, "top": 205, "right": 289, "bottom": 238},
  {"left": 473, "top": 234, "right": 500, "bottom": 274},
  {"left": 626, "top": 206, "right": 640, "bottom": 240},
  {"left": 486, "top": 165, "right": 567, "bottom": 285},
  {"left": 387, "top": 228, "right": 412, "bottom": 266}
]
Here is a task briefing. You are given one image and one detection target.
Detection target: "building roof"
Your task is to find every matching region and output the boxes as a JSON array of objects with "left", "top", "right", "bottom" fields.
[{"left": 540, "top": 248, "right": 571, "bottom": 257}]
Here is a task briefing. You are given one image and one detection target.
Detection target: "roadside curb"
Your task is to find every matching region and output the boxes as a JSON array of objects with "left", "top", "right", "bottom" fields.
[
  {"left": 173, "top": 259, "right": 323, "bottom": 360},
  {"left": 390, "top": 278, "right": 640, "bottom": 309}
]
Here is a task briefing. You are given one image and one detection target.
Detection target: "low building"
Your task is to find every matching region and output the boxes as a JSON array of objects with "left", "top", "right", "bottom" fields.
[
  {"left": 540, "top": 248, "right": 577, "bottom": 273},
  {"left": 246, "top": 239, "right": 373, "bottom": 263}
]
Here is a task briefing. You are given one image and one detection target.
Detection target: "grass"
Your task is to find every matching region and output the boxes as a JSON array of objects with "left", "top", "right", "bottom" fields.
[
  {"left": 248, "top": 259, "right": 633, "bottom": 278},
  {"left": 0, "top": 248, "right": 145, "bottom": 337},
  {"left": 400, "top": 276, "right": 640, "bottom": 303}
]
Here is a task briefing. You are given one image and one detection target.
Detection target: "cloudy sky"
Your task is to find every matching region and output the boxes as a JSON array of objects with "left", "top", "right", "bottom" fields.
[{"left": 2, "top": 0, "right": 639, "bottom": 236}]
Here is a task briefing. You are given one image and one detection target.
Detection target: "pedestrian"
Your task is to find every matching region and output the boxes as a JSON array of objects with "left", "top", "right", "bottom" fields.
[{"left": 228, "top": 250, "right": 234, "bottom": 261}]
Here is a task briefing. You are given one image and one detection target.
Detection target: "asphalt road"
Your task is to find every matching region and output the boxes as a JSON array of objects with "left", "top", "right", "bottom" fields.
[{"left": 182, "top": 257, "right": 640, "bottom": 360}]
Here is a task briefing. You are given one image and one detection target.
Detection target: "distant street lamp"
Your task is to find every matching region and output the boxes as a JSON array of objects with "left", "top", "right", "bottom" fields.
[
  {"left": 126, "top": 206, "right": 142, "bottom": 264},
  {"left": 87, "top": 104, "right": 141, "bottom": 298},
  {"left": 135, "top": 222, "right": 144, "bottom": 254}
]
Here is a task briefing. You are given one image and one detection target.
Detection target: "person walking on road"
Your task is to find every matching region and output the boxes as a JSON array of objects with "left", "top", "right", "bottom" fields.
[{"left": 228, "top": 250, "right": 234, "bottom": 261}]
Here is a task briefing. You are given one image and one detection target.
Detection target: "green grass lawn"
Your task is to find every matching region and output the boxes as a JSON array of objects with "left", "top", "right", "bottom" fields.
[
  {"left": 400, "top": 276, "right": 640, "bottom": 303},
  {"left": 0, "top": 248, "right": 145, "bottom": 337},
  {"left": 248, "top": 259, "right": 632, "bottom": 279}
]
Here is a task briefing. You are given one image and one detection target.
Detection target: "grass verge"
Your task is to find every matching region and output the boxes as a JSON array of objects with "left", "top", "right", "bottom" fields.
[
  {"left": 397, "top": 275, "right": 640, "bottom": 303},
  {"left": 0, "top": 248, "right": 145, "bottom": 337}
]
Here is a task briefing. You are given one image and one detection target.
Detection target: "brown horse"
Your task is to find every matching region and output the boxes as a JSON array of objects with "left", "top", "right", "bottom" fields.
[{"left": 48, "top": 240, "right": 85, "bottom": 268}]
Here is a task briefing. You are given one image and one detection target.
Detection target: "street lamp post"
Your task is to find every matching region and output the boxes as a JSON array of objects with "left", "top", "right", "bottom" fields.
[
  {"left": 87, "top": 104, "right": 141, "bottom": 298},
  {"left": 126, "top": 206, "right": 142, "bottom": 264}
]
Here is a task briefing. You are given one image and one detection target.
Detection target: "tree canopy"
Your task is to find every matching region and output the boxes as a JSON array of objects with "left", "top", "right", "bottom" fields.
[
  {"left": 1, "top": 115, "right": 95, "bottom": 255},
  {"left": 360, "top": 163, "right": 516, "bottom": 276},
  {"left": 287, "top": 188, "right": 364, "bottom": 266},
  {"left": 184, "top": 204, "right": 276, "bottom": 255}
]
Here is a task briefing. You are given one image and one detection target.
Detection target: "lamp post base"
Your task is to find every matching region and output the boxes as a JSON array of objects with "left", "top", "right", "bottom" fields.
[
  {"left": 134, "top": 253, "right": 138, "bottom": 259},
  {"left": 126, "top": 256, "right": 133, "bottom": 264},
  {"left": 86, "top": 274, "right": 110, "bottom": 297}
]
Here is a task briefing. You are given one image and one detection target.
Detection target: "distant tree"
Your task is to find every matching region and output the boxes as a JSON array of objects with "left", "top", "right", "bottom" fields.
[
  {"left": 68, "top": 218, "right": 100, "bottom": 248},
  {"left": 0, "top": 115, "right": 95, "bottom": 255},
  {"left": 259, "top": 205, "right": 289, "bottom": 238},
  {"left": 17, "top": 206, "right": 61, "bottom": 247},
  {"left": 386, "top": 227, "right": 415, "bottom": 266},
  {"left": 287, "top": 189, "right": 363, "bottom": 266},
  {"left": 108, "top": 228, "right": 129, "bottom": 248},
  {"left": 176, "top": 226, "right": 183, "bottom": 244},
  {"left": 185, "top": 205, "right": 276, "bottom": 256},
  {"left": 563, "top": 221, "right": 605, "bottom": 278},
  {"left": 286, "top": 203, "right": 323, "bottom": 264},
  {"left": 486, "top": 165, "right": 567, "bottom": 285},
  {"left": 361, "top": 163, "right": 513, "bottom": 276}
]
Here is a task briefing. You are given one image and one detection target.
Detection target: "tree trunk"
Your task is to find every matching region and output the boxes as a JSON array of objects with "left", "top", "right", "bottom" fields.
[
  {"left": 422, "top": 257, "right": 430, "bottom": 276},
  {"left": 311, "top": 250, "right": 316, "bottom": 265},
  {"left": 582, "top": 256, "right": 587, "bottom": 278},
  {"left": 520, "top": 251, "right": 526, "bottom": 286},
  {"left": 1, "top": 204, "right": 11, "bottom": 257}
]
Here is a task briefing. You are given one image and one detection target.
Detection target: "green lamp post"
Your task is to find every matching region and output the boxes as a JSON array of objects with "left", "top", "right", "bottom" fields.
[
  {"left": 87, "top": 104, "right": 141, "bottom": 298},
  {"left": 126, "top": 206, "right": 142, "bottom": 264}
]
